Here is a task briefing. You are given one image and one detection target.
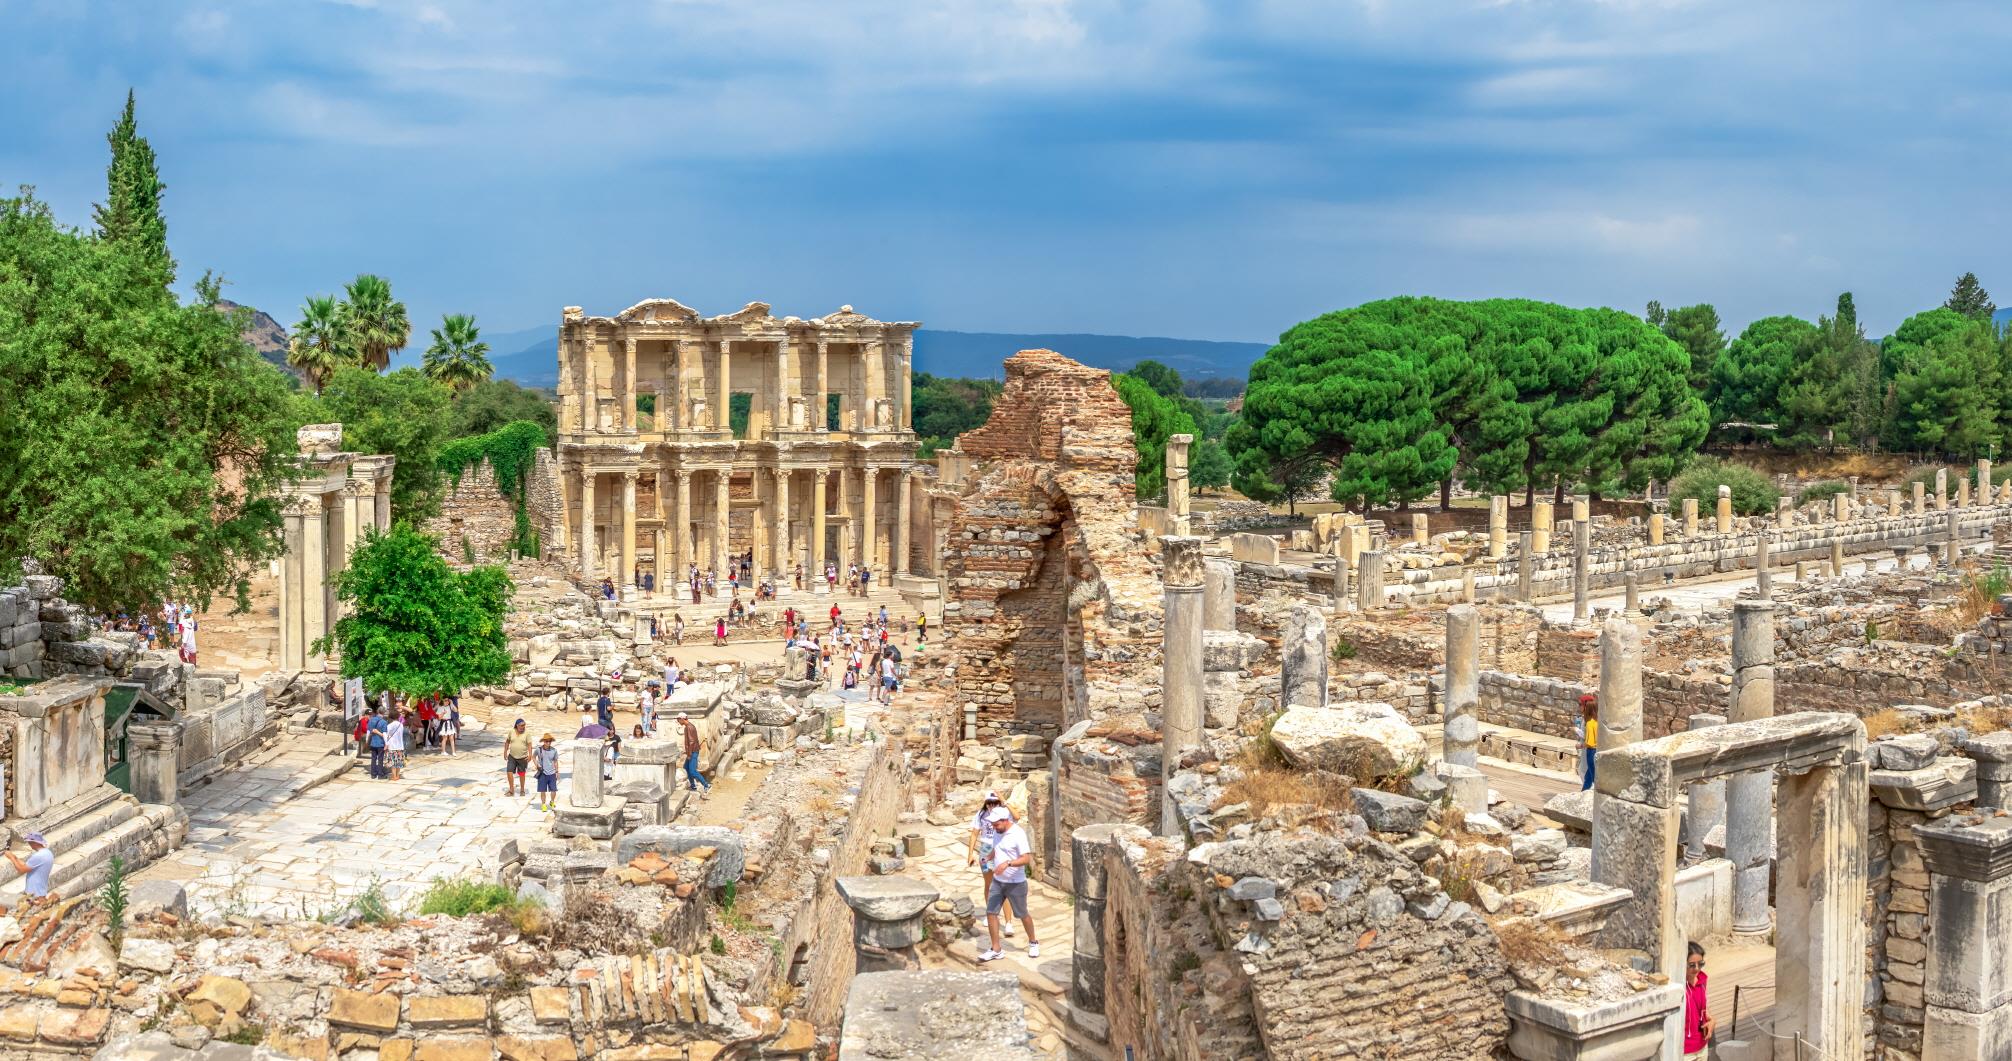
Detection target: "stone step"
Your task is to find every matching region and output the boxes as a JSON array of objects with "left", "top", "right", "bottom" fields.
[
  {"left": 0, "top": 794, "right": 143, "bottom": 894},
  {"left": 16, "top": 784, "right": 126, "bottom": 841},
  {"left": 0, "top": 802, "right": 183, "bottom": 904}
]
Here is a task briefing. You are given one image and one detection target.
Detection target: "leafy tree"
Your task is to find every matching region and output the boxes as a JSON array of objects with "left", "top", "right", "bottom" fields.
[
  {"left": 911, "top": 372, "right": 1002, "bottom": 456},
  {"left": 341, "top": 274, "right": 410, "bottom": 371},
  {"left": 1779, "top": 293, "right": 1881, "bottom": 449},
  {"left": 288, "top": 295, "right": 350, "bottom": 396},
  {"left": 92, "top": 91, "right": 170, "bottom": 285},
  {"left": 1708, "top": 315, "right": 1816, "bottom": 439},
  {"left": 730, "top": 392, "right": 751, "bottom": 438},
  {"left": 449, "top": 378, "right": 556, "bottom": 441},
  {"left": 1945, "top": 272, "right": 1996, "bottom": 322},
  {"left": 1128, "top": 359, "right": 1185, "bottom": 399},
  {"left": 1113, "top": 373, "right": 1201, "bottom": 501},
  {"left": 1884, "top": 308, "right": 2002, "bottom": 455},
  {"left": 1190, "top": 438, "right": 1233, "bottom": 493},
  {"left": 422, "top": 313, "right": 492, "bottom": 393},
  {"left": 316, "top": 525, "right": 513, "bottom": 697},
  {"left": 0, "top": 192, "right": 299, "bottom": 615},
  {"left": 312, "top": 366, "right": 453, "bottom": 521},
  {"left": 1669, "top": 457, "right": 1778, "bottom": 516},
  {"left": 1654, "top": 303, "right": 1726, "bottom": 395}
]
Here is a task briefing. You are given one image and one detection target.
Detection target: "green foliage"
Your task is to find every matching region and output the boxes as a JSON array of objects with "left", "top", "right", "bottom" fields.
[
  {"left": 92, "top": 91, "right": 171, "bottom": 285},
  {"left": 0, "top": 191, "right": 301, "bottom": 616},
  {"left": 1709, "top": 315, "right": 1816, "bottom": 440},
  {"left": 422, "top": 313, "right": 493, "bottom": 393},
  {"left": 1794, "top": 481, "right": 1850, "bottom": 507},
  {"left": 416, "top": 877, "right": 522, "bottom": 917},
  {"left": 911, "top": 373, "right": 1002, "bottom": 456},
  {"left": 730, "top": 392, "right": 751, "bottom": 438},
  {"left": 288, "top": 295, "right": 350, "bottom": 396},
  {"left": 1190, "top": 438, "right": 1233, "bottom": 493},
  {"left": 1883, "top": 309, "right": 2003, "bottom": 456},
  {"left": 1945, "top": 272, "right": 1996, "bottom": 321},
  {"left": 449, "top": 378, "right": 558, "bottom": 441},
  {"left": 438, "top": 419, "right": 549, "bottom": 557},
  {"left": 313, "top": 366, "right": 453, "bottom": 522},
  {"left": 341, "top": 274, "right": 410, "bottom": 372},
  {"left": 1669, "top": 458, "right": 1778, "bottom": 516},
  {"left": 1113, "top": 373, "right": 1201, "bottom": 500},
  {"left": 710, "top": 934, "right": 727, "bottom": 955},
  {"left": 1128, "top": 359, "right": 1185, "bottom": 399},
  {"left": 100, "top": 855, "right": 129, "bottom": 949},
  {"left": 351, "top": 877, "right": 398, "bottom": 926},
  {"left": 1652, "top": 303, "right": 1727, "bottom": 395},
  {"left": 1330, "top": 637, "right": 1356, "bottom": 662},
  {"left": 220, "top": 1024, "right": 267, "bottom": 1047},
  {"left": 316, "top": 526, "right": 514, "bottom": 697},
  {"left": 1777, "top": 293, "right": 1881, "bottom": 449},
  {"left": 1183, "top": 377, "right": 1244, "bottom": 400}
]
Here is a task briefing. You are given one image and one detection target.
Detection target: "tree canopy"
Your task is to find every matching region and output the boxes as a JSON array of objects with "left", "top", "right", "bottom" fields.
[
  {"left": 310, "top": 367, "right": 453, "bottom": 522},
  {"left": 1112, "top": 372, "right": 1201, "bottom": 501},
  {"left": 1945, "top": 271, "right": 1996, "bottom": 321},
  {"left": 341, "top": 274, "right": 410, "bottom": 372},
  {"left": 1882, "top": 308, "right": 2004, "bottom": 456},
  {"left": 92, "top": 91, "right": 170, "bottom": 286},
  {"left": 316, "top": 525, "right": 513, "bottom": 697},
  {"left": 911, "top": 373, "right": 1002, "bottom": 457},
  {"left": 448, "top": 379, "right": 557, "bottom": 441},
  {"left": 288, "top": 295, "right": 348, "bottom": 395},
  {"left": 423, "top": 313, "right": 493, "bottom": 393},
  {"left": 1708, "top": 315, "right": 1816, "bottom": 438}
]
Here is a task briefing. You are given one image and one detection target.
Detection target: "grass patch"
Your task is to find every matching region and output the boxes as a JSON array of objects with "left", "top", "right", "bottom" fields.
[
  {"left": 1167, "top": 950, "right": 1202, "bottom": 982},
  {"left": 220, "top": 1023, "right": 267, "bottom": 1046},
  {"left": 1794, "top": 481, "right": 1849, "bottom": 507},
  {"left": 1330, "top": 637, "right": 1357, "bottom": 663},
  {"left": 1492, "top": 917, "right": 1572, "bottom": 968},
  {"left": 1957, "top": 565, "right": 2012, "bottom": 625},
  {"left": 416, "top": 878, "right": 521, "bottom": 917},
  {"left": 1861, "top": 708, "right": 1919, "bottom": 741}
]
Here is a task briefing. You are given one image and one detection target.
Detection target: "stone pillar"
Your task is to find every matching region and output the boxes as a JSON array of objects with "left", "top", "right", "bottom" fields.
[
  {"left": 1916, "top": 815, "right": 2012, "bottom": 1059},
  {"left": 716, "top": 343, "right": 733, "bottom": 432},
  {"left": 1329, "top": 547, "right": 1349, "bottom": 607},
  {"left": 1756, "top": 532, "right": 1772, "bottom": 599},
  {"left": 1890, "top": 489, "right": 1903, "bottom": 517},
  {"left": 1488, "top": 496, "right": 1508, "bottom": 559},
  {"left": 1726, "top": 599, "right": 1776, "bottom": 935},
  {"left": 1571, "top": 495, "right": 1590, "bottom": 524},
  {"left": 895, "top": 469, "right": 912, "bottom": 576},
  {"left": 280, "top": 503, "right": 306, "bottom": 671},
  {"left": 1439, "top": 763, "right": 1487, "bottom": 816},
  {"left": 1936, "top": 467, "right": 1949, "bottom": 511},
  {"left": 773, "top": 468, "right": 792, "bottom": 578},
  {"left": 1683, "top": 497, "right": 1699, "bottom": 538},
  {"left": 1589, "top": 617, "right": 1643, "bottom": 892},
  {"left": 653, "top": 470, "right": 670, "bottom": 590},
  {"left": 713, "top": 470, "right": 730, "bottom": 578},
  {"left": 1715, "top": 484, "right": 1733, "bottom": 534},
  {"left": 1915, "top": 480, "right": 1927, "bottom": 515},
  {"left": 1069, "top": 824, "right": 1132, "bottom": 1019},
  {"left": 1980, "top": 459, "right": 1994, "bottom": 507},
  {"left": 1165, "top": 433, "right": 1192, "bottom": 535},
  {"left": 1532, "top": 500, "right": 1554, "bottom": 554},
  {"left": 622, "top": 338, "right": 638, "bottom": 431},
  {"left": 1572, "top": 519, "right": 1590, "bottom": 623},
  {"left": 1947, "top": 508, "right": 1962, "bottom": 566},
  {"left": 1830, "top": 536, "right": 1845, "bottom": 578},
  {"left": 568, "top": 739, "right": 603, "bottom": 809},
  {"left": 1833, "top": 492, "right": 1850, "bottom": 524},
  {"left": 1648, "top": 511, "right": 1664, "bottom": 545},
  {"left": 302, "top": 499, "right": 327, "bottom": 672},
  {"left": 1203, "top": 559, "right": 1236, "bottom": 631},
  {"left": 1443, "top": 604, "right": 1479, "bottom": 768},
  {"left": 1355, "top": 549, "right": 1384, "bottom": 611},
  {"left": 1461, "top": 568, "right": 1475, "bottom": 603},
  {"left": 1160, "top": 537, "right": 1206, "bottom": 836},
  {"left": 812, "top": 471, "right": 829, "bottom": 576},
  {"left": 620, "top": 471, "right": 638, "bottom": 593},
  {"left": 1960, "top": 477, "right": 1972, "bottom": 508},
  {"left": 1280, "top": 605, "right": 1327, "bottom": 712},
  {"left": 580, "top": 471, "right": 598, "bottom": 579},
  {"left": 1777, "top": 495, "right": 1792, "bottom": 530},
  {"left": 862, "top": 467, "right": 879, "bottom": 570},
  {"left": 1624, "top": 567, "right": 1640, "bottom": 614},
  {"left": 1516, "top": 530, "right": 1535, "bottom": 603},
  {"left": 128, "top": 719, "right": 181, "bottom": 807},
  {"left": 1773, "top": 758, "right": 1868, "bottom": 1061},
  {"left": 373, "top": 474, "right": 391, "bottom": 531},
  {"left": 1680, "top": 714, "right": 1725, "bottom": 864},
  {"left": 833, "top": 876, "right": 939, "bottom": 974},
  {"left": 674, "top": 471, "right": 691, "bottom": 578},
  {"left": 1411, "top": 512, "right": 1429, "bottom": 546}
]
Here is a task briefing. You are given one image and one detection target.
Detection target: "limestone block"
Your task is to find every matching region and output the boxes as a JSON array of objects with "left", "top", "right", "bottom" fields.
[
  {"left": 1268, "top": 702, "right": 1425, "bottom": 779},
  {"left": 839, "top": 971, "right": 1036, "bottom": 1061},
  {"left": 616, "top": 825, "right": 746, "bottom": 887},
  {"left": 1351, "top": 788, "right": 1428, "bottom": 833}
]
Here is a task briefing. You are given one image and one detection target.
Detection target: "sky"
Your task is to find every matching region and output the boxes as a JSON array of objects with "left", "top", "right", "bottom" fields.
[{"left": 4, "top": 0, "right": 2010, "bottom": 353}]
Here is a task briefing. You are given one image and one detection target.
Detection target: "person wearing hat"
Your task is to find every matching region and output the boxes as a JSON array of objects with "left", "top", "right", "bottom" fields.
[
  {"left": 532, "top": 734, "right": 561, "bottom": 812},
  {"left": 503, "top": 719, "right": 533, "bottom": 797},
  {"left": 678, "top": 712, "right": 710, "bottom": 798},
  {"left": 5, "top": 833, "right": 53, "bottom": 903},
  {"left": 965, "top": 792, "right": 1014, "bottom": 939},
  {"left": 978, "top": 806, "right": 1039, "bottom": 962},
  {"left": 1577, "top": 694, "right": 1599, "bottom": 791}
]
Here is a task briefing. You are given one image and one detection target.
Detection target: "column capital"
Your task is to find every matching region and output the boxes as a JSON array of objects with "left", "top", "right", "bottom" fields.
[
  {"left": 284, "top": 496, "right": 321, "bottom": 518},
  {"left": 1161, "top": 535, "right": 1207, "bottom": 589},
  {"left": 622, "top": 469, "right": 639, "bottom": 484},
  {"left": 624, "top": 337, "right": 637, "bottom": 353}
]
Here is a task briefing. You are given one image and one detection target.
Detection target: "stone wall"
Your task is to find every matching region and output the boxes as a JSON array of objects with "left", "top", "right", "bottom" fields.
[
  {"left": 1476, "top": 671, "right": 1588, "bottom": 742},
  {"left": 175, "top": 686, "right": 280, "bottom": 792},
  {"left": 527, "top": 446, "right": 564, "bottom": 563},
  {"left": 941, "top": 350, "right": 1162, "bottom": 741},
  {"left": 427, "top": 458, "right": 520, "bottom": 563},
  {"left": 1046, "top": 721, "right": 1161, "bottom": 891}
]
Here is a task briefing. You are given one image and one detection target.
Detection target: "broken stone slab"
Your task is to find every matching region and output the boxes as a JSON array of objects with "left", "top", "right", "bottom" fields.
[
  {"left": 1506, "top": 879, "right": 1633, "bottom": 940},
  {"left": 839, "top": 970, "right": 1037, "bottom": 1060},
  {"left": 1504, "top": 983, "right": 1683, "bottom": 1060},
  {"left": 1872, "top": 733, "right": 1941, "bottom": 771},
  {"left": 552, "top": 798, "right": 625, "bottom": 840},
  {"left": 1201, "top": 629, "right": 1265, "bottom": 673},
  {"left": 616, "top": 824, "right": 746, "bottom": 887},
  {"left": 1269, "top": 701, "right": 1426, "bottom": 780},
  {"left": 127, "top": 879, "right": 188, "bottom": 922},
  {"left": 1541, "top": 790, "right": 1593, "bottom": 835},
  {"left": 1350, "top": 788, "right": 1428, "bottom": 834},
  {"left": 1870, "top": 757, "right": 1978, "bottom": 813}
]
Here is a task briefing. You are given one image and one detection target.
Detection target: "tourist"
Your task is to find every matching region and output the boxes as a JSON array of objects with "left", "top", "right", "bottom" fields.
[
  {"left": 714, "top": 615, "right": 728, "bottom": 646},
  {"left": 978, "top": 807, "right": 1039, "bottom": 961},
  {"left": 1577, "top": 694, "right": 1599, "bottom": 791},
  {"left": 639, "top": 682, "right": 657, "bottom": 736},
  {"left": 782, "top": 606, "right": 796, "bottom": 635},
  {"left": 677, "top": 712, "right": 710, "bottom": 798},
  {"left": 916, "top": 613, "right": 926, "bottom": 644},
  {"left": 384, "top": 710, "right": 407, "bottom": 781},
  {"left": 1684, "top": 942, "right": 1714, "bottom": 1058},
  {"left": 178, "top": 612, "right": 198, "bottom": 665},
  {"left": 632, "top": 723, "right": 646, "bottom": 740},
  {"left": 504, "top": 719, "right": 533, "bottom": 796},
  {"left": 366, "top": 710, "right": 390, "bottom": 780},
  {"left": 878, "top": 604, "right": 888, "bottom": 627},
  {"left": 879, "top": 651, "right": 898, "bottom": 704},
  {"left": 596, "top": 686, "right": 615, "bottom": 730},
  {"left": 690, "top": 576, "right": 701, "bottom": 605},
  {"left": 576, "top": 711, "right": 609, "bottom": 740},
  {"left": 601, "top": 577, "right": 616, "bottom": 600},
  {"left": 417, "top": 695, "right": 438, "bottom": 753},
  {"left": 861, "top": 565, "right": 873, "bottom": 595},
  {"left": 829, "top": 602, "right": 841, "bottom": 626},
  {"left": 5, "top": 833, "right": 53, "bottom": 905},
  {"left": 794, "top": 563, "right": 804, "bottom": 590},
  {"left": 438, "top": 702, "right": 460, "bottom": 757},
  {"left": 532, "top": 733, "right": 559, "bottom": 812},
  {"left": 673, "top": 613, "right": 685, "bottom": 644},
  {"left": 664, "top": 657, "right": 682, "bottom": 691},
  {"left": 604, "top": 732, "right": 621, "bottom": 780},
  {"left": 964, "top": 791, "right": 1013, "bottom": 938}
]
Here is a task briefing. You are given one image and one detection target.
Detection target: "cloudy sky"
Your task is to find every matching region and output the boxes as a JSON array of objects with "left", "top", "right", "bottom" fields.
[{"left": 4, "top": 0, "right": 2008, "bottom": 348}]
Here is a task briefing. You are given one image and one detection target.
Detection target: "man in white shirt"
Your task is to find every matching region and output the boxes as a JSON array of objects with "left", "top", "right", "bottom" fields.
[
  {"left": 978, "top": 807, "right": 1040, "bottom": 962},
  {"left": 4, "top": 832, "right": 53, "bottom": 904}
]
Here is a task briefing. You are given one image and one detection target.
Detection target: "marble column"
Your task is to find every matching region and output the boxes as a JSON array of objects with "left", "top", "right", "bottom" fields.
[
  {"left": 1068, "top": 824, "right": 1130, "bottom": 1019},
  {"left": 373, "top": 474, "right": 390, "bottom": 531},
  {"left": 579, "top": 471, "right": 598, "bottom": 579},
  {"left": 1443, "top": 604, "right": 1479, "bottom": 768},
  {"left": 816, "top": 342, "right": 830, "bottom": 431},
  {"left": 1833, "top": 492, "right": 1850, "bottom": 524},
  {"left": 1936, "top": 467, "right": 1949, "bottom": 511},
  {"left": 653, "top": 470, "right": 670, "bottom": 590},
  {"left": 713, "top": 470, "right": 730, "bottom": 578},
  {"left": 1648, "top": 511, "right": 1664, "bottom": 545},
  {"left": 1726, "top": 599, "right": 1776, "bottom": 935},
  {"left": 813, "top": 471, "right": 829, "bottom": 576},
  {"left": 1572, "top": 495, "right": 1590, "bottom": 524},
  {"left": 1889, "top": 489, "right": 1903, "bottom": 517},
  {"left": 1329, "top": 541, "right": 1349, "bottom": 606},
  {"left": 1412, "top": 512, "right": 1429, "bottom": 545},
  {"left": 620, "top": 471, "right": 638, "bottom": 591},
  {"left": 1488, "top": 495, "right": 1508, "bottom": 559},
  {"left": 1589, "top": 617, "right": 1643, "bottom": 891},
  {"left": 1715, "top": 485, "right": 1733, "bottom": 534},
  {"left": 716, "top": 343, "right": 733, "bottom": 433},
  {"left": 1756, "top": 532, "right": 1773, "bottom": 599},
  {"left": 1355, "top": 549, "right": 1383, "bottom": 611},
  {"left": 1516, "top": 530, "right": 1535, "bottom": 603},
  {"left": 674, "top": 471, "right": 691, "bottom": 579},
  {"left": 1166, "top": 433, "right": 1193, "bottom": 535},
  {"left": 894, "top": 469, "right": 913, "bottom": 576},
  {"left": 302, "top": 499, "right": 328, "bottom": 673},
  {"left": 1623, "top": 567, "right": 1640, "bottom": 614},
  {"left": 1203, "top": 559, "right": 1236, "bottom": 630},
  {"left": 774, "top": 339, "right": 791, "bottom": 433},
  {"left": 1682, "top": 497, "right": 1699, "bottom": 538},
  {"left": 1572, "top": 519, "right": 1590, "bottom": 623},
  {"left": 342, "top": 481, "right": 368, "bottom": 559},
  {"left": 568, "top": 739, "right": 604, "bottom": 809},
  {"left": 1947, "top": 508, "right": 1962, "bottom": 566},
  {"left": 1960, "top": 477, "right": 1972, "bottom": 508},
  {"left": 1160, "top": 536, "right": 1205, "bottom": 836},
  {"left": 622, "top": 338, "right": 638, "bottom": 431},
  {"left": 1830, "top": 537, "right": 1845, "bottom": 577},
  {"left": 1280, "top": 604, "right": 1327, "bottom": 711},
  {"left": 1915, "top": 480, "right": 1927, "bottom": 514},
  {"left": 1532, "top": 500, "right": 1553, "bottom": 554},
  {"left": 279, "top": 502, "right": 306, "bottom": 672},
  {"left": 1979, "top": 459, "right": 1994, "bottom": 507},
  {"left": 862, "top": 466, "right": 879, "bottom": 571},
  {"left": 1774, "top": 759, "right": 1868, "bottom": 1061},
  {"left": 1680, "top": 714, "right": 1726, "bottom": 864},
  {"left": 773, "top": 468, "right": 792, "bottom": 578}
]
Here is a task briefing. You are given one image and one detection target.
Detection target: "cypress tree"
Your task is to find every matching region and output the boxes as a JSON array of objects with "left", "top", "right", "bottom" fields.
[{"left": 92, "top": 90, "right": 172, "bottom": 284}]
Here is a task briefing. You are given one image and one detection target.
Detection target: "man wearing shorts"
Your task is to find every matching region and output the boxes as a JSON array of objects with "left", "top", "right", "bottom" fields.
[
  {"left": 532, "top": 734, "right": 560, "bottom": 812},
  {"left": 504, "top": 719, "right": 532, "bottom": 796},
  {"left": 979, "top": 806, "right": 1039, "bottom": 962}
]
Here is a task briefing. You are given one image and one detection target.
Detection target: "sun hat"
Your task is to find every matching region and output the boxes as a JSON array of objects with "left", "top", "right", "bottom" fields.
[
  {"left": 986, "top": 807, "right": 1013, "bottom": 824},
  {"left": 22, "top": 832, "right": 45, "bottom": 846},
  {"left": 540, "top": 733, "right": 554, "bottom": 742}
]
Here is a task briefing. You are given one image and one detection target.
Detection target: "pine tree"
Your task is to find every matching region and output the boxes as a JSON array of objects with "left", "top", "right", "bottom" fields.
[
  {"left": 1945, "top": 272, "right": 1996, "bottom": 321},
  {"left": 92, "top": 91, "right": 171, "bottom": 284}
]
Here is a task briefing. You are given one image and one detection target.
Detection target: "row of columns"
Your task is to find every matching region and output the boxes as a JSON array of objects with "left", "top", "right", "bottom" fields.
[
  {"left": 577, "top": 334, "right": 910, "bottom": 438},
  {"left": 278, "top": 466, "right": 392, "bottom": 673}
]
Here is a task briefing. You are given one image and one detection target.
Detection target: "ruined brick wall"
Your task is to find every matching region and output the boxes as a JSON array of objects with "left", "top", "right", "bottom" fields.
[
  {"left": 1866, "top": 794, "right": 1937, "bottom": 1059},
  {"left": 1046, "top": 722, "right": 1161, "bottom": 890},
  {"left": 1641, "top": 670, "right": 1725, "bottom": 739},
  {"left": 1476, "top": 671, "right": 1587, "bottom": 740},
  {"left": 1104, "top": 832, "right": 1265, "bottom": 1061},
  {"left": 1332, "top": 614, "right": 1439, "bottom": 672},
  {"left": 1777, "top": 648, "right": 2006, "bottom": 715},
  {"left": 527, "top": 447, "right": 564, "bottom": 563},
  {"left": 1534, "top": 624, "right": 1600, "bottom": 684},
  {"left": 942, "top": 350, "right": 1161, "bottom": 740},
  {"left": 425, "top": 459, "right": 519, "bottom": 563}
]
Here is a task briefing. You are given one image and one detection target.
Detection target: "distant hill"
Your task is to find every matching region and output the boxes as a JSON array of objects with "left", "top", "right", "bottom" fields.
[
  {"left": 1996, "top": 307, "right": 2011, "bottom": 329},
  {"left": 482, "top": 326, "right": 1270, "bottom": 389},
  {"left": 217, "top": 299, "right": 299, "bottom": 381}
]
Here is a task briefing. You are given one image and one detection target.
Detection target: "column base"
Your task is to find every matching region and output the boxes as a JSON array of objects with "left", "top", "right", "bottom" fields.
[{"left": 553, "top": 799, "right": 626, "bottom": 840}]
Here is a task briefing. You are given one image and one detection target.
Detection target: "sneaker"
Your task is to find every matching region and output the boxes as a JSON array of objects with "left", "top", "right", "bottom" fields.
[
  {"left": 978, "top": 949, "right": 1002, "bottom": 962},
  {"left": 1027, "top": 942, "right": 1040, "bottom": 958},
  {"left": 1003, "top": 922, "right": 1014, "bottom": 937}
]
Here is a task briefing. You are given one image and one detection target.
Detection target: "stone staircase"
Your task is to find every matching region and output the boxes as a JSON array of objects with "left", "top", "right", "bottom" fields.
[{"left": 0, "top": 786, "right": 186, "bottom": 907}]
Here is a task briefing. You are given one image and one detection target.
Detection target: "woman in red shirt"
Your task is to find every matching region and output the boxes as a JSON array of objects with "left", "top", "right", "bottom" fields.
[{"left": 1684, "top": 941, "right": 1714, "bottom": 1059}]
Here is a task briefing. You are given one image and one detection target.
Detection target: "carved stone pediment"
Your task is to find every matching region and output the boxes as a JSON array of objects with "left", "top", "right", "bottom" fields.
[{"left": 615, "top": 298, "right": 699, "bottom": 323}]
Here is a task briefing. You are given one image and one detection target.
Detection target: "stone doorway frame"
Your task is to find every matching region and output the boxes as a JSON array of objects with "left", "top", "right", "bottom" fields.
[{"left": 1593, "top": 712, "right": 1867, "bottom": 1060}]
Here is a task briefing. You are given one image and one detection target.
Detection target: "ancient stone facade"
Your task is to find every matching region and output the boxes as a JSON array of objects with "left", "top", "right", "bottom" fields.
[
  {"left": 278, "top": 425, "right": 394, "bottom": 673},
  {"left": 551, "top": 299, "right": 924, "bottom": 589},
  {"left": 427, "top": 458, "right": 520, "bottom": 563}
]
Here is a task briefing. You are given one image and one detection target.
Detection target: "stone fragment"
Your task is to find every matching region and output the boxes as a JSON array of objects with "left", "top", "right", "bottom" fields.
[
  {"left": 528, "top": 986, "right": 573, "bottom": 1025},
  {"left": 1351, "top": 789, "right": 1428, "bottom": 834},
  {"left": 405, "top": 994, "right": 487, "bottom": 1028},
  {"left": 1874, "top": 734, "right": 1940, "bottom": 771},
  {"left": 328, "top": 987, "right": 401, "bottom": 1032},
  {"left": 1268, "top": 702, "right": 1425, "bottom": 779},
  {"left": 1226, "top": 877, "right": 1276, "bottom": 902},
  {"left": 615, "top": 826, "right": 745, "bottom": 888},
  {"left": 36, "top": 1007, "right": 109, "bottom": 1046}
]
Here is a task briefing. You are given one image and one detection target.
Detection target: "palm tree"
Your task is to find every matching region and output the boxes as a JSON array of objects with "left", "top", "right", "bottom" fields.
[
  {"left": 287, "top": 295, "right": 350, "bottom": 395},
  {"left": 424, "top": 313, "right": 493, "bottom": 394},
  {"left": 341, "top": 273, "right": 410, "bottom": 371}
]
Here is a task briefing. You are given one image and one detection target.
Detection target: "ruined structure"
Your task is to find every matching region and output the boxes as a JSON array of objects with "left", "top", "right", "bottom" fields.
[
  {"left": 549, "top": 299, "right": 924, "bottom": 588},
  {"left": 278, "top": 425, "right": 394, "bottom": 673}
]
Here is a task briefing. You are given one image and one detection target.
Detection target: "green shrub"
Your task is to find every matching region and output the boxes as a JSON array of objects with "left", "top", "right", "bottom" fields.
[
  {"left": 1794, "top": 481, "right": 1849, "bottom": 507},
  {"left": 1330, "top": 637, "right": 1357, "bottom": 662},
  {"left": 99, "top": 855, "right": 129, "bottom": 949},
  {"left": 1670, "top": 458, "right": 1778, "bottom": 516},
  {"left": 416, "top": 877, "right": 518, "bottom": 917}
]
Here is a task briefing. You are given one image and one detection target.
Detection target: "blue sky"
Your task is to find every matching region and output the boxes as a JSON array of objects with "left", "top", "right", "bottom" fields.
[{"left": 4, "top": 0, "right": 2010, "bottom": 353}]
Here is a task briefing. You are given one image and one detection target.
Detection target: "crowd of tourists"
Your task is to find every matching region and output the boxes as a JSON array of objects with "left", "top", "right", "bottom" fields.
[
  {"left": 104, "top": 601, "right": 200, "bottom": 664},
  {"left": 352, "top": 691, "right": 463, "bottom": 781}
]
